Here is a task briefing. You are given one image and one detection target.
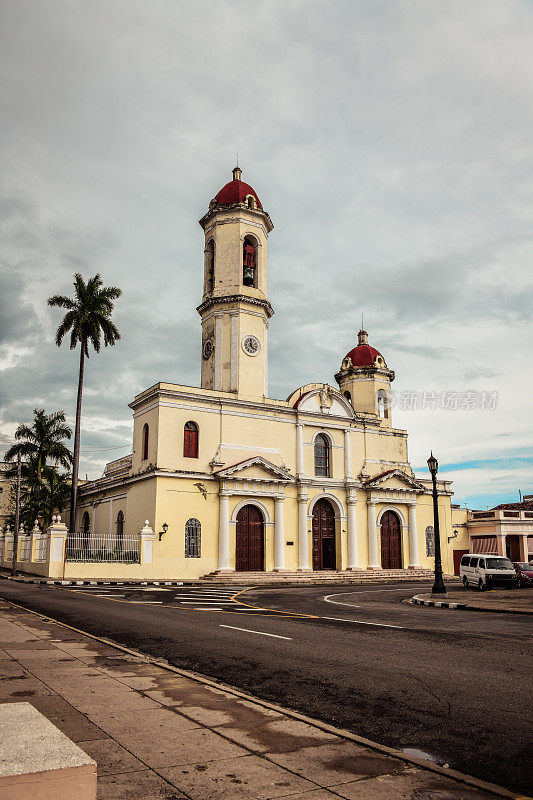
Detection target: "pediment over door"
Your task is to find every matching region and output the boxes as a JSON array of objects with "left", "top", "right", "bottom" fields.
[
  {"left": 215, "top": 456, "right": 294, "bottom": 483},
  {"left": 363, "top": 469, "right": 426, "bottom": 492}
]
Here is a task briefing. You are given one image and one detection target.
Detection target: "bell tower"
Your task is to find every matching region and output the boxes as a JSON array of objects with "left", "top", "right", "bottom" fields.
[
  {"left": 335, "top": 330, "right": 395, "bottom": 426},
  {"left": 197, "top": 167, "right": 274, "bottom": 399}
]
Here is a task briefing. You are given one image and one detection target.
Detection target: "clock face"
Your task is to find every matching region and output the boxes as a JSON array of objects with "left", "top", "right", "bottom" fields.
[
  {"left": 242, "top": 335, "right": 261, "bottom": 356},
  {"left": 202, "top": 339, "right": 213, "bottom": 360}
]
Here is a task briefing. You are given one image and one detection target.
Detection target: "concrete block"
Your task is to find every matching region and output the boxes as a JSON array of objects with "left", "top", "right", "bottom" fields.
[{"left": 0, "top": 702, "right": 96, "bottom": 800}]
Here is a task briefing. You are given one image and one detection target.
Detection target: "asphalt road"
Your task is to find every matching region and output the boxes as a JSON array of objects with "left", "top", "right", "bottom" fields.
[{"left": 0, "top": 579, "right": 531, "bottom": 794}]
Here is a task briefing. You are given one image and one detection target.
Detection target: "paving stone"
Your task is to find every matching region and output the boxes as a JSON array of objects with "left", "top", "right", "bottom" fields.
[
  {"left": 327, "top": 768, "right": 499, "bottom": 799},
  {"left": 77, "top": 737, "right": 146, "bottom": 776},
  {"left": 62, "top": 686, "right": 162, "bottom": 715},
  {"left": 96, "top": 769, "right": 187, "bottom": 799},
  {"left": 0, "top": 675, "right": 54, "bottom": 702},
  {"left": 265, "top": 741, "right": 405, "bottom": 786},
  {"left": 29, "top": 695, "right": 109, "bottom": 743},
  {"left": 107, "top": 715, "right": 248, "bottom": 768},
  {"left": 160, "top": 753, "right": 317, "bottom": 800},
  {"left": 213, "top": 716, "right": 339, "bottom": 755}
]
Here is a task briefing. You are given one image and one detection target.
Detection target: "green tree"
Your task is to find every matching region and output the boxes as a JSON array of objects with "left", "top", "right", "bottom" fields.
[
  {"left": 5, "top": 409, "right": 72, "bottom": 482},
  {"left": 48, "top": 274, "right": 122, "bottom": 533}
]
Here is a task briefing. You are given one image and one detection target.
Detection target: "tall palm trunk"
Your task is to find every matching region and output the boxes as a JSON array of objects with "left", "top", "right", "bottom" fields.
[{"left": 69, "top": 343, "right": 85, "bottom": 534}]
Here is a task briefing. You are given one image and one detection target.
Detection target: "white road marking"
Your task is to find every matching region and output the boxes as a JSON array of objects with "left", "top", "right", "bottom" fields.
[
  {"left": 178, "top": 601, "right": 234, "bottom": 605},
  {"left": 323, "top": 616, "right": 403, "bottom": 629},
  {"left": 323, "top": 594, "right": 360, "bottom": 608},
  {"left": 95, "top": 593, "right": 125, "bottom": 598},
  {"left": 333, "top": 586, "right": 431, "bottom": 594},
  {"left": 220, "top": 625, "right": 292, "bottom": 640}
]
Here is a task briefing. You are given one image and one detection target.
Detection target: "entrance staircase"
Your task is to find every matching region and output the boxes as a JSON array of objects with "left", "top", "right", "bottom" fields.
[{"left": 200, "top": 568, "right": 436, "bottom": 585}]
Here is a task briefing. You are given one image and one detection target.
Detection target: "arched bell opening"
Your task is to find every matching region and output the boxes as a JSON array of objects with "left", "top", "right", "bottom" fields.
[{"left": 243, "top": 235, "right": 258, "bottom": 288}]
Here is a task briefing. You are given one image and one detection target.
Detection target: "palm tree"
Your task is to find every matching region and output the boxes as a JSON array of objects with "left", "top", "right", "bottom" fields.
[
  {"left": 48, "top": 274, "right": 122, "bottom": 534},
  {"left": 5, "top": 409, "right": 72, "bottom": 481}
]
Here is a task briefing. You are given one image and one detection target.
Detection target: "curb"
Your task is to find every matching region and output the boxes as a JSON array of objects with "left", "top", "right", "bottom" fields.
[
  {"left": 412, "top": 594, "right": 466, "bottom": 610},
  {"left": 0, "top": 597, "right": 521, "bottom": 800},
  {"left": 0, "top": 576, "right": 184, "bottom": 587},
  {"left": 411, "top": 594, "right": 533, "bottom": 615}
]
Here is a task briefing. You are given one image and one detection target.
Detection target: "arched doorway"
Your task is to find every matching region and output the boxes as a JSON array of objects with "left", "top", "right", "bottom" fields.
[
  {"left": 312, "top": 499, "right": 336, "bottom": 570},
  {"left": 236, "top": 505, "right": 264, "bottom": 572},
  {"left": 380, "top": 510, "right": 402, "bottom": 569}
]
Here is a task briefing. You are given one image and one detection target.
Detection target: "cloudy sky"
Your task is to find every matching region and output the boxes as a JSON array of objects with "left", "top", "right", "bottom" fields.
[{"left": 1, "top": 0, "right": 532, "bottom": 508}]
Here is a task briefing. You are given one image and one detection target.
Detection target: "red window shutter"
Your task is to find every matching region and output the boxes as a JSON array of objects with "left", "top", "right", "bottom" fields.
[{"left": 183, "top": 424, "right": 198, "bottom": 458}]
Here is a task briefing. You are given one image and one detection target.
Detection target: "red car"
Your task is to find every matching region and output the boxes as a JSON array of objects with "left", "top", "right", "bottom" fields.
[{"left": 513, "top": 562, "right": 533, "bottom": 587}]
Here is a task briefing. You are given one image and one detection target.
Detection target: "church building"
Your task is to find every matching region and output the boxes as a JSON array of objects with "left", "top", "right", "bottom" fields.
[{"left": 74, "top": 167, "right": 468, "bottom": 579}]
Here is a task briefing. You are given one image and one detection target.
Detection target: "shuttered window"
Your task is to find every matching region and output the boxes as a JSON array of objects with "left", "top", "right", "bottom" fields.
[
  {"left": 183, "top": 422, "right": 199, "bottom": 458},
  {"left": 185, "top": 518, "right": 201, "bottom": 558}
]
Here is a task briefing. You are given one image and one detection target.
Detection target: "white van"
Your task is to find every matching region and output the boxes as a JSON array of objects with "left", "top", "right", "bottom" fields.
[{"left": 459, "top": 554, "right": 518, "bottom": 591}]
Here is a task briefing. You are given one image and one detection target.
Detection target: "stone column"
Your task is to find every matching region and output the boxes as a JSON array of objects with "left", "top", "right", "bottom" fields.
[
  {"left": 519, "top": 534, "right": 528, "bottom": 561},
  {"left": 274, "top": 497, "right": 285, "bottom": 571},
  {"left": 230, "top": 311, "right": 239, "bottom": 392},
  {"left": 407, "top": 503, "right": 421, "bottom": 568},
  {"left": 218, "top": 492, "right": 232, "bottom": 571},
  {"left": 497, "top": 534, "right": 506, "bottom": 557},
  {"left": 344, "top": 429, "right": 351, "bottom": 481},
  {"left": 346, "top": 495, "right": 359, "bottom": 570},
  {"left": 367, "top": 501, "right": 380, "bottom": 569},
  {"left": 214, "top": 312, "right": 223, "bottom": 391},
  {"left": 47, "top": 517, "right": 68, "bottom": 578},
  {"left": 296, "top": 423, "right": 304, "bottom": 476},
  {"left": 297, "top": 491, "right": 310, "bottom": 570}
]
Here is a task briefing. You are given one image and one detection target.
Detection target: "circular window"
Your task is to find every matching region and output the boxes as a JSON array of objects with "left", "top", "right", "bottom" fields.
[
  {"left": 202, "top": 339, "right": 213, "bottom": 360},
  {"left": 242, "top": 335, "right": 261, "bottom": 357}
]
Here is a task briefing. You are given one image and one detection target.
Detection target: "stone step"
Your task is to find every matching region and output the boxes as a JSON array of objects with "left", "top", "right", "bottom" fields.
[{"left": 200, "top": 568, "right": 437, "bottom": 584}]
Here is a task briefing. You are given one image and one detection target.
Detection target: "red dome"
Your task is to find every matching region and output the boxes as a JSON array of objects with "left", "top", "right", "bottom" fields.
[
  {"left": 344, "top": 344, "right": 382, "bottom": 367},
  {"left": 215, "top": 171, "right": 263, "bottom": 210}
]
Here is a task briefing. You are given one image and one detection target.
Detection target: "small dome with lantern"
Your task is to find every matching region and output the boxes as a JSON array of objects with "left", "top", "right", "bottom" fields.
[
  {"left": 212, "top": 166, "right": 263, "bottom": 210},
  {"left": 343, "top": 330, "right": 388, "bottom": 370}
]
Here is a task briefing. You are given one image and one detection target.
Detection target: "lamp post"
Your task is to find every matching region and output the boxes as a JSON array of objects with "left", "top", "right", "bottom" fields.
[{"left": 427, "top": 452, "right": 446, "bottom": 595}]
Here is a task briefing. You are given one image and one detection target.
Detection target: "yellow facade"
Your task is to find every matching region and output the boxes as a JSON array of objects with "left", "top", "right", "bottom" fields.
[{"left": 72, "top": 168, "right": 468, "bottom": 579}]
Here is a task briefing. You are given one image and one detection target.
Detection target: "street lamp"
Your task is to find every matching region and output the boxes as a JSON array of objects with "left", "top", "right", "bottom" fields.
[
  {"left": 427, "top": 452, "right": 446, "bottom": 595},
  {"left": 158, "top": 522, "right": 168, "bottom": 542}
]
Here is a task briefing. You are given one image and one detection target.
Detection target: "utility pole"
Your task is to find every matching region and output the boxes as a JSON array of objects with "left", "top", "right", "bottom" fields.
[{"left": 11, "top": 451, "right": 21, "bottom": 577}]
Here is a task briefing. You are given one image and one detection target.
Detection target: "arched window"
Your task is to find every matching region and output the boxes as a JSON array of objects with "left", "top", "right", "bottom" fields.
[
  {"left": 377, "top": 390, "right": 389, "bottom": 419},
  {"left": 243, "top": 235, "right": 257, "bottom": 287},
  {"left": 142, "top": 423, "right": 149, "bottom": 461},
  {"left": 343, "top": 391, "right": 351, "bottom": 403},
  {"left": 246, "top": 195, "right": 256, "bottom": 210},
  {"left": 425, "top": 525, "right": 435, "bottom": 557},
  {"left": 116, "top": 511, "right": 124, "bottom": 551},
  {"left": 314, "top": 434, "right": 330, "bottom": 477},
  {"left": 185, "top": 518, "right": 201, "bottom": 558},
  {"left": 205, "top": 239, "right": 215, "bottom": 294},
  {"left": 183, "top": 421, "right": 199, "bottom": 458}
]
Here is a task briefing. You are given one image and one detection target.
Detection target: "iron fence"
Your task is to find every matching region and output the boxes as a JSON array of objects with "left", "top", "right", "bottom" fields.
[
  {"left": 65, "top": 533, "right": 141, "bottom": 564},
  {"left": 35, "top": 535, "right": 49, "bottom": 562},
  {"left": 19, "top": 536, "right": 32, "bottom": 562}
]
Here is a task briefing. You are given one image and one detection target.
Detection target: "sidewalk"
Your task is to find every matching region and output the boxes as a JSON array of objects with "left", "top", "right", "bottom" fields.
[
  {"left": 412, "top": 587, "right": 533, "bottom": 614},
  {"left": 0, "top": 601, "right": 517, "bottom": 800}
]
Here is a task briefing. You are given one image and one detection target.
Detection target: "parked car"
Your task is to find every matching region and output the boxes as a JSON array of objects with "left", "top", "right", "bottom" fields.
[
  {"left": 513, "top": 562, "right": 533, "bottom": 588},
  {"left": 459, "top": 554, "right": 519, "bottom": 590}
]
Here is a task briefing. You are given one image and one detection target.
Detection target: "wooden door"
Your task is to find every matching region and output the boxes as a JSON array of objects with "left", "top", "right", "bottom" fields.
[
  {"left": 380, "top": 511, "right": 402, "bottom": 569},
  {"left": 236, "top": 505, "right": 264, "bottom": 572},
  {"left": 312, "top": 499, "right": 336, "bottom": 570}
]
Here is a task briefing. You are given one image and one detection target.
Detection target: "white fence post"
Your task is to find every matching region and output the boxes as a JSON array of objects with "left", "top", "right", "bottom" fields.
[
  {"left": 140, "top": 521, "right": 155, "bottom": 565},
  {"left": 47, "top": 515, "right": 68, "bottom": 578}
]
